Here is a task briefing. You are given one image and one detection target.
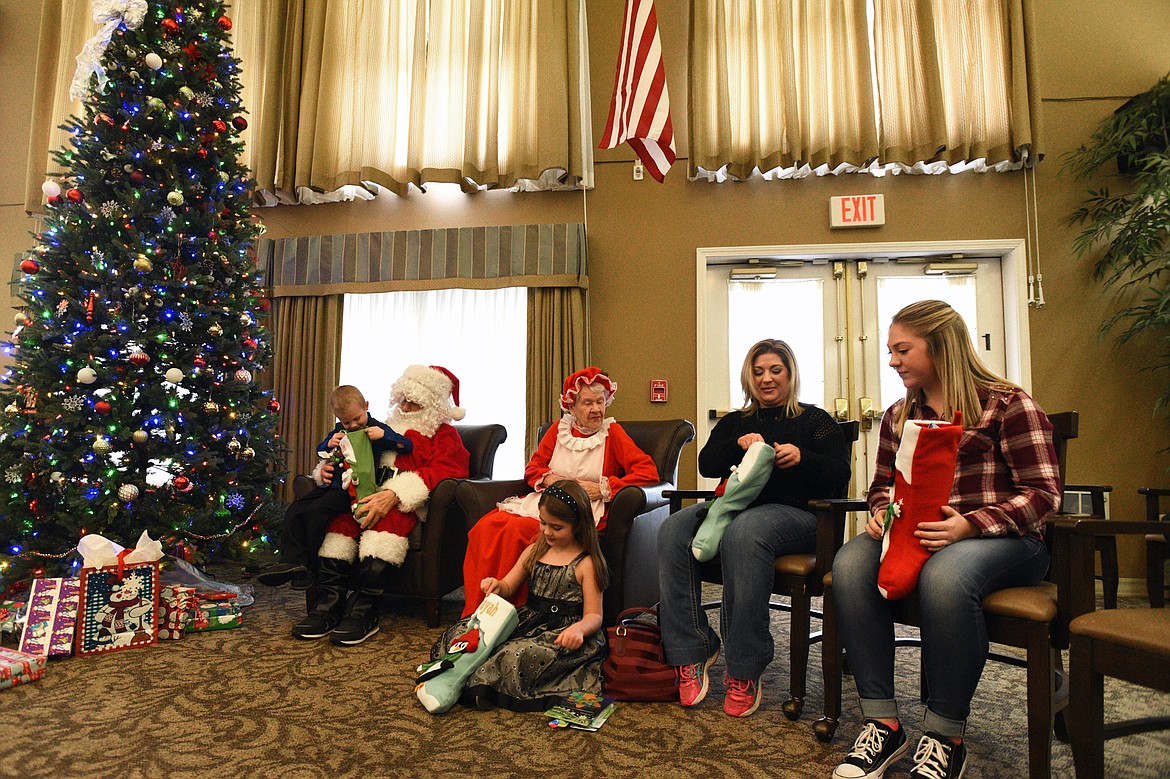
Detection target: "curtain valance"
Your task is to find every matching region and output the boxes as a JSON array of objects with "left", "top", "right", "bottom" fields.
[{"left": 255, "top": 223, "right": 587, "bottom": 297}]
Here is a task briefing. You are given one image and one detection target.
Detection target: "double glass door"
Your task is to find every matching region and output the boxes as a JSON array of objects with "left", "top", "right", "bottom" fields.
[{"left": 698, "top": 247, "right": 1018, "bottom": 527}]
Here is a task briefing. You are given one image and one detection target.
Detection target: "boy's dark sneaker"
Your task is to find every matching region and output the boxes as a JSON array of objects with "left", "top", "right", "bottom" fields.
[
  {"left": 257, "top": 563, "right": 309, "bottom": 587},
  {"left": 909, "top": 733, "right": 967, "bottom": 779},
  {"left": 833, "top": 719, "right": 909, "bottom": 779},
  {"left": 291, "top": 612, "right": 340, "bottom": 640},
  {"left": 329, "top": 615, "right": 380, "bottom": 646},
  {"left": 289, "top": 568, "right": 314, "bottom": 590}
]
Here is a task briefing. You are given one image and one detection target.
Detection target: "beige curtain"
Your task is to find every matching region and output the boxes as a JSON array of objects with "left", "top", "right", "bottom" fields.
[
  {"left": 872, "top": 0, "right": 1042, "bottom": 167},
  {"left": 689, "top": 0, "right": 876, "bottom": 179},
  {"left": 271, "top": 295, "right": 344, "bottom": 502},
  {"left": 247, "top": 0, "right": 592, "bottom": 198},
  {"left": 688, "top": 0, "right": 1042, "bottom": 179},
  {"left": 525, "top": 287, "right": 588, "bottom": 456}
]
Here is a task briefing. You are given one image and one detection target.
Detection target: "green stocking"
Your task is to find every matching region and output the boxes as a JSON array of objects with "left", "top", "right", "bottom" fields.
[
  {"left": 342, "top": 429, "right": 378, "bottom": 502},
  {"left": 690, "top": 440, "right": 775, "bottom": 562}
]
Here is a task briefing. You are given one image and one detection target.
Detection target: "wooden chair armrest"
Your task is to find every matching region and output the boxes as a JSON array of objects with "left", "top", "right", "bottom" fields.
[
  {"left": 1138, "top": 487, "right": 1170, "bottom": 498},
  {"left": 810, "top": 498, "right": 869, "bottom": 577}
]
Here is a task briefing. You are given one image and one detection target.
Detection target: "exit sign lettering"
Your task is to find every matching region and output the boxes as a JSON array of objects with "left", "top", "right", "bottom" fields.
[{"left": 830, "top": 194, "right": 885, "bottom": 228}]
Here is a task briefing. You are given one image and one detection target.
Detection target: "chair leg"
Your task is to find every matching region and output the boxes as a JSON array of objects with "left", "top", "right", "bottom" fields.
[
  {"left": 425, "top": 598, "right": 442, "bottom": 628},
  {"left": 814, "top": 582, "right": 841, "bottom": 742},
  {"left": 1069, "top": 633, "right": 1105, "bottom": 779},
  {"left": 1097, "top": 537, "right": 1119, "bottom": 610},
  {"left": 1024, "top": 626, "right": 1054, "bottom": 779},
  {"left": 783, "top": 586, "right": 811, "bottom": 721},
  {"left": 1148, "top": 541, "right": 1167, "bottom": 608}
]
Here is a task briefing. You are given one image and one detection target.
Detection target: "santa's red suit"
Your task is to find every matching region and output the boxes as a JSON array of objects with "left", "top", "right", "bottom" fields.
[
  {"left": 294, "top": 364, "right": 469, "bottom": 647},
  {"left": 319, "top": 423, "right": 469, "bottom": 565}
]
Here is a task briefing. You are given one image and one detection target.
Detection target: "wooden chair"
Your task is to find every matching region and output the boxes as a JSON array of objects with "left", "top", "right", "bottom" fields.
[
  {"left": 1060, "top": 516, "right": 1170, "bottom": 778},
  {"left": 664, "top": 419, "right": 860, "bottom": 720},
  {"left": 299, "top": 423, "right": 508, "bottom": 627},
  {"left": 1138, "top": 487, "right": 1170, "bottom": 607},
  {"left": 455, "top": 419, "right": 695, "bottom": 626},
  {"left": 813, "top": 411, "right": 1106, "bottom": 779}
]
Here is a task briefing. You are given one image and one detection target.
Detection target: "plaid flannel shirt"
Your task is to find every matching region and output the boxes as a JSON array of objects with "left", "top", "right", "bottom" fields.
[{"left": 867, "top": 389, "right": 1061, "bottom": 539}]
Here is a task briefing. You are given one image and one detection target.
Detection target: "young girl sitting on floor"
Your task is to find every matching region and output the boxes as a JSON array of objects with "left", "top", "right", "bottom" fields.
[{"left": 431, "top": 480, "right": 608, "bottom": 711}]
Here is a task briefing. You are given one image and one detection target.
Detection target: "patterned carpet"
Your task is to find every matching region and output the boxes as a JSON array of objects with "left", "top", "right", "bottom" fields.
[{"left": 4, "top": 574, "right": 1168, "bottom": 778}]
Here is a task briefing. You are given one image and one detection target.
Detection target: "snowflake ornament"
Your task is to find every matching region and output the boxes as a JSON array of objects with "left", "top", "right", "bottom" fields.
[
  {"left": 225, "top": 492, "right": 245, "bottom": 510},
  {"left": 194, "top": 92, "right": 213, "bottom": 107},
  {"left": 178, "top": 312, "right": 193, "bottom": 331},
  {"left": 5, "top": 465, "right": 23, "bottom": 484},
  {"left": 150, "top": 138, "right": 164, "bottom": 151},
  {"left": 62, "top": 396, "right": 85, "bottom": 412},
  {"left": 159, "top": 206, "right": 176, "bottom": 223},
  {"left": 100, "top": 201, "right": 118, "bottom": 218},
  {"left": 161, "top": 40, "right": 181, "bottom": 55}
]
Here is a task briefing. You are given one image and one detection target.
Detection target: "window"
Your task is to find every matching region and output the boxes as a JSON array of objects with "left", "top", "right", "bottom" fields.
[{"left": 340, "top": 287, "right": 527, "bottom": 478}]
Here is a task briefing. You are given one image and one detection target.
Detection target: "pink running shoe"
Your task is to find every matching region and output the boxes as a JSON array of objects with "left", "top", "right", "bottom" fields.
[
  {"left": 723, "top": 675, "right": 762, "bottom": 717},
  {"left": 677, "top": 647, "right": 720, "bottom": 707}
]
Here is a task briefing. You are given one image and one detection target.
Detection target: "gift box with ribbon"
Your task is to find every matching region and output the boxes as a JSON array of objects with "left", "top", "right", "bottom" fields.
[
  {"left": 19, "top": 578, "right": 80, "bottom": 657},
  {"left": 0, "top": 600, "right": 27, "bottom": 645},
  {"left": 0, "top": 646, "right": 47, "bottom": 690},
  {"left": 188, "top": 591, "right": 242, "bottom": 632},
  {"left": 158, "top": 585, "right": 197, "bottom": 640}
]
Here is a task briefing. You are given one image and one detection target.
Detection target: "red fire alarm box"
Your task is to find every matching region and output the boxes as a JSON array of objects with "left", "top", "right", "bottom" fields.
[{"left": 650, "top": 380, "right": 668, "bottom": 403}]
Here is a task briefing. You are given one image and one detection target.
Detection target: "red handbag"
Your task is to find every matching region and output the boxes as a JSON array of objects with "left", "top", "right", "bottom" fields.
[{"left": 602, "top": 606, "right": 678, "bottom": 701}]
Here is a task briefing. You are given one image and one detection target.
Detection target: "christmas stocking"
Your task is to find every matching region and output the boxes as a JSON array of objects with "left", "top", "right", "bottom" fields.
[
  {"left": 415, "top": 593, "right": 518, "bottom": 714},
  {"left": 878, "top": 413, "right": 963, "bottom": 600},
  {"left": 337, "top": 429, "right": 378, "bottom": 504},
  {"left": 691, "top": 441, "right": 775, "bottom": 562}
]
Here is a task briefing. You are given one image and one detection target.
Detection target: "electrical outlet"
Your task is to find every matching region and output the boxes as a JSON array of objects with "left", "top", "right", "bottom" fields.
[{"left": 633, "top": 161, "right": 644, "bottom": 181}]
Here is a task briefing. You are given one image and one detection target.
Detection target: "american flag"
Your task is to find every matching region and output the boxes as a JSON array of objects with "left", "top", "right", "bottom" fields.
[{"left": 599, "top": 0, "right": 675, "bottom": 182}]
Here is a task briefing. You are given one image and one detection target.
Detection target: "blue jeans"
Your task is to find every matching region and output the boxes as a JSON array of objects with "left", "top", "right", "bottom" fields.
[
  {"left": 658, "top": 500, "right": 817, "bottom": 681},
  {"left": 832, "top": 531, "right": 1049, "bottom": 737}
]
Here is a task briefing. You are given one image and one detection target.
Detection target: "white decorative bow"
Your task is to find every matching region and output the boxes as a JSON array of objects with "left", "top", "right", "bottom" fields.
[{"left": 69, "top": 0, "right": 149, "bottom": 101}]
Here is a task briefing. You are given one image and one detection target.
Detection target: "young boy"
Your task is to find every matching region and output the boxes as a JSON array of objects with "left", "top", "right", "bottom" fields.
[{"left": 258, "top": 385, "right": 412, "bottom": 589}]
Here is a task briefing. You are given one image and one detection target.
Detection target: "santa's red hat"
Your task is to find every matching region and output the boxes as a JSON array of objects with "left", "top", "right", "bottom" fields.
[
  {"left": 559, "top": 367, "right": 617, "bottom": 411},
  {"left": 393, "top": 364, "right": 466, "bottom": 421}
]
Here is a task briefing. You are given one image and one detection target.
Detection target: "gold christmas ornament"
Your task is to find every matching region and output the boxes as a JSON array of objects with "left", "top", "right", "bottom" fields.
[
  {"left": 203, "top": 401, "right": 220, "bottom": 414},
  {"left": 4, "top": 404, "right": 18, "bottom": 418},
  {"left": 208, "top": 324, "right": 223, "bottom": 337},
  {"left": 133, "top": 255, "right": 154, "bottom": 272},
  {"left": 240, "top": 447, "right": 255, "bottom": 460},
  {"left": 227, "top": 437, "right": 241, "bottom": 454},
  {"left": 93, "top": 437, "right": 112, "bottom": 455},
  {"left": 132, "top": 429, "right": 149, "bottom": 444}
]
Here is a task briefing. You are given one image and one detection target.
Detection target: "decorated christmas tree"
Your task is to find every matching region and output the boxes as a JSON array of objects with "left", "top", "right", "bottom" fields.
[{"left": 0, "top": 1, "right": 283, "bottom": 583}]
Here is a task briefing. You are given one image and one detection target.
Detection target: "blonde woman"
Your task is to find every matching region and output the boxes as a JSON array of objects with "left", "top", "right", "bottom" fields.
[{"left": 831, "top": 301, "right": 1061, "bottom": 779}]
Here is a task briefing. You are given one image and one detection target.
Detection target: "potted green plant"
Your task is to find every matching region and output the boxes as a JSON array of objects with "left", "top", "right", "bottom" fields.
[{"left": 1065, "top": 74, "right": 1170, "bottom": 413}]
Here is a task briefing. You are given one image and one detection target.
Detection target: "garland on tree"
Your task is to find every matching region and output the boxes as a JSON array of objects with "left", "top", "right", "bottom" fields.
[{"left": 0, "top": 0, "right": 284, "bottom": 583}]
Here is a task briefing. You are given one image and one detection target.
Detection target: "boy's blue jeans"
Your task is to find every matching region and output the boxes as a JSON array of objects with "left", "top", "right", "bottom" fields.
[
  {"left": 658, "top": 500, "right": 817, "bottom": 681},
  {"left": 832, "top": 530, "right": 1049, "bottom": 737}
]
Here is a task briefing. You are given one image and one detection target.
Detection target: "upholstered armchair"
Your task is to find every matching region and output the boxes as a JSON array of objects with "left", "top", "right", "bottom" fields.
[
  {"left": 298, "top": 423, "right": 507, "bottom": 627},
  {"left": 455, "top": 418, "right": 695, "bottom": 626}
]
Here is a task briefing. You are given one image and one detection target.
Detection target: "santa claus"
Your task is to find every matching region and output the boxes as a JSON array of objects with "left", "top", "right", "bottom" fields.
[{"left": 292, "top": 365, "right": 470, "bottom": 645}]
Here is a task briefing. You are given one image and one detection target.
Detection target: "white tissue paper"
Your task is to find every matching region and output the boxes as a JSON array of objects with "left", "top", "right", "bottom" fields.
[{"left": 77, "top": 530, "right": 164, "bottom": 569}]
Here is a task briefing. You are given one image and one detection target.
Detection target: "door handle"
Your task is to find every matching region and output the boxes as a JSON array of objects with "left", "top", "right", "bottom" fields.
[
  {"left": 859, "top": 396, "right": 876, "bottom": 431},
  {"left": 833, "top": 398, "right": 849, "bottom": 421}
]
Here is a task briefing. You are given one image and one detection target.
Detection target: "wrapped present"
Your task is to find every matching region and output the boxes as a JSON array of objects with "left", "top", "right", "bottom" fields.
[
  {"left": 76, "top": 561, "right": 160, "bottom": 656},
  {"left": 19, "top": 578, "right": 80, "bottom": 657},
  {"left": 188, "top": 591, "right": 242, "bottom": 632},
  {"left": 0, "top": 646, "right": 47, "bottom": 690},
  {"left": 158, "top": 585, "right": 197, "bottom": 640},
  {"left": 0, "top": 600, "right": 27, "bottom": 644}
]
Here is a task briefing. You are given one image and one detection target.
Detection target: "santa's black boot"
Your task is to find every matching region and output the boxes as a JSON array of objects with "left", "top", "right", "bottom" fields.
[
  {"left": 291, "top": 556, "right": 351, "bottom": 640},
  {"left": 330, "top": 556, "right": 392, "bottom": 646}
]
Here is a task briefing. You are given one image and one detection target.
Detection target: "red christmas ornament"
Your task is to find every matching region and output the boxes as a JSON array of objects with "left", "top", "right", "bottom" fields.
[
  {"left": 257, "top": 297, "right": 272, "bottom": 313},
  {"left": 183, "top": 42, "right": 202, "bottom": 61},
  {"left": 196, "top": 148, "right": 208, "bottom": 160},
  {"left": 232, "top": 116, "right": 248, "bottom": 131},
  {"left": 161, "top": 18, "right": 180, "bottom": 35},
  {"left": 94, "top": 400, "right": 112, "bottom": 415},
  {"left": 19, "top": 259, "right": 39, "bottom": 274},
  {"left": 208, "top": 230, "right": 218, "bottom": 242},
  {"left": 66, "top": 188, "right": 84, "bottom": 204},
  {"left": 212, "top": 119, "right": 228, "bottom": 134},
  {"left": 244, "top": 338, "right": 258, "bottom": 349},
  {"left": 193, "top": 354, "right": 206, "bottom": 367},
  {"left": 47, "top": 195, "right": 62, "bottom": 207},
  {"left": 217, "top": 16, "right": 233, "bottom": 31},
  {"left": 129, "top": 170, "right": 146, "bottom": 186},
  {"left": 200, "top": 131, "right": 218, "bottom": 143},
  {"left": 173, "top": 475, "right": 192, "bottom": 492},
  {"left": 267, "top": 399, "right": 281, "bottom": 412},
  {"left": 128, "top": 351, "right": 150, "bottom": 367}
]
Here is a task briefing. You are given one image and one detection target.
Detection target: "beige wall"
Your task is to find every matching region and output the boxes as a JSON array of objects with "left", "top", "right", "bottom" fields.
[{"left": 3, "top": 0, "right": 1169, "bottom": 580}]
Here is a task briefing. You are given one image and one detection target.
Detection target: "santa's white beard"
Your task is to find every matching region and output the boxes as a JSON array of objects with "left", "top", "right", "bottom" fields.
[{"left": 388, "top": 404, "right": 449, "bottom": 438}]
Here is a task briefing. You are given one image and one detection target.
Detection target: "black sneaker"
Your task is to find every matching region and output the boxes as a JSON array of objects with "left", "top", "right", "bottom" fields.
[
  {"left": 257, "top": 563, "right": 309, "bottom": 587},
  {"left": 329, "top": 616, "right": 380, "bottom": 646},
  {"left": 833, "top": 720, "right": 909, "bottom": 779},
  {"left": 291, "top": 612, "right": 340, "bottom": 640},
  {"left": 909, "top": 733, "right": 967, "bottom": 779}
]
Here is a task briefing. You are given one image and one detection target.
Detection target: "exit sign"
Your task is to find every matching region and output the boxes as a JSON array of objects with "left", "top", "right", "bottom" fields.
[{"left": 830, "top": 194, "right": 885, "bottom": 228}]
